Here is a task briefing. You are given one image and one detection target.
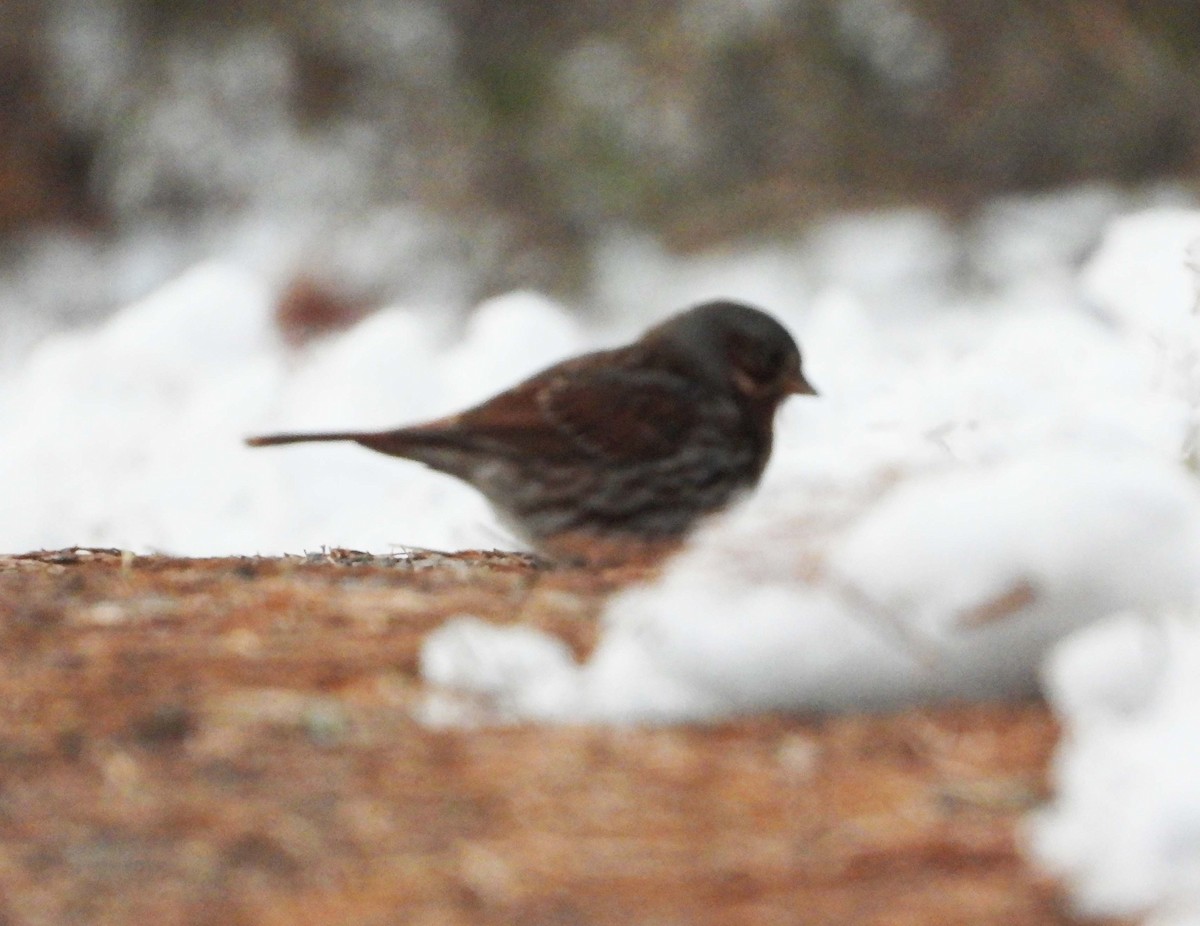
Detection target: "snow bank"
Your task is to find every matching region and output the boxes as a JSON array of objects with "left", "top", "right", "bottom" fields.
[
  {"left": 422, "top": 207, "right": 1200, "bottom": 724},
  {"left": 422, "top": 445, "right": 1200, "bottom": 722},
  {"left": 0, "top": 273, "right": 582, "bottom": 554},
  {"left": 1029, "top": 613, "right": 1200, "bottom": 926}
]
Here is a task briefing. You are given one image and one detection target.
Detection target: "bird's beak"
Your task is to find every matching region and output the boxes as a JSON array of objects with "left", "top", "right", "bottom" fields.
[{"left": 785, "top": 371, "right": 818, "bottom": 396}]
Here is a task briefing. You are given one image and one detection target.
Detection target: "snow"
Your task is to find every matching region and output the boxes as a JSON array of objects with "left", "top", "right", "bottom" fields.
[
  {"left": 424, "top": 206, "right": 1200, "bottom": 723},
  {"left": 1029, "top": 613, "right": 1200, "bottom": 926},
  {"left": 421, "top": 445, "right": 1200, "bottom": 723},
  {"left": 0, "top": 275, "right": 588, "bottom": 554},
  {"left": 5, "top": 192, "right": 1200, "bottom": 922}
]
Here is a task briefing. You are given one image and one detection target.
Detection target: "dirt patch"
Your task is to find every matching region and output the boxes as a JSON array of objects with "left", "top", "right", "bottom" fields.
[{"left": 0, "top": 548, "right": 1104, "bottom": 925}]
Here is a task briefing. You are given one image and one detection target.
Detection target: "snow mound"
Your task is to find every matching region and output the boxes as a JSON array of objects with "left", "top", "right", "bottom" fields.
[
  {"left": 0, "top": 279, "right": 584, "bottom": 555},
  {"left": 423, "top": 450, "right": 1200, "bottom": 722},
  {"left": 1029, "top": 613, "right": 1200, "bottom": 926},
  {"left": 421, "top": 206, "right": 1200, "bottom": 722}
]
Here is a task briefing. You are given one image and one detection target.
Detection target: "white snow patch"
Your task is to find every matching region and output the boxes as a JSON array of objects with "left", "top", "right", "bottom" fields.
[
  {"left": 420, "top": 205, "right": 1200, "bottom": 723},
  {"left": 0, "top": 270, "right": 585, "bottom": 554},
  {"left": 423, "top": 450, "right": 1200, "bottom": 722},
  {"left": 1029, "top": 613, "right": 1200, "bottom": 926}
]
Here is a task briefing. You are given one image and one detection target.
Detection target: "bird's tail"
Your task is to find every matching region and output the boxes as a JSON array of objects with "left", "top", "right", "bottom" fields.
[
  {"left": 245, "top": 427, "right": 464, "bottom": 462},
  {"left": 245, "top": 431, "right": 374, "bottom": 448}
]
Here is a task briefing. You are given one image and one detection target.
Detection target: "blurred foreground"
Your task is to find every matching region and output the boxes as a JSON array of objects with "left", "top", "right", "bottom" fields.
[{"left": 0, "top": 548, "right": 1066, "bottom": 926}]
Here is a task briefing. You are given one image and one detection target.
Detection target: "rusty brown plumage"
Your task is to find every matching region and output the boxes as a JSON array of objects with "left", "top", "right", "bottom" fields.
[{"left": 247, "top": 300, "right": 817, "bottom": 563}]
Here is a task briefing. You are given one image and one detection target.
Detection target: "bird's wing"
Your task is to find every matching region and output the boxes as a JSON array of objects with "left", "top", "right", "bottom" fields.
[
  {"left": 540, "top": 368, "right": 700, "bottom": 460},
  {"left": 451, "top": 364, "right": 700, "bottom": 462}
]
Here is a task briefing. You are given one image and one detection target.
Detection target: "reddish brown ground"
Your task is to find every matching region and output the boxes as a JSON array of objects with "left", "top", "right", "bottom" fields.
[{"left": 0, "top": 548, "right": 1111, "bottom": 926}]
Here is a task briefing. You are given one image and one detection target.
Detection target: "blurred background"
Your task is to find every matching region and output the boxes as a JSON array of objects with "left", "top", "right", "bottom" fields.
[{"left": 2, "top": 0, "right": 1200, "bottom": 352}]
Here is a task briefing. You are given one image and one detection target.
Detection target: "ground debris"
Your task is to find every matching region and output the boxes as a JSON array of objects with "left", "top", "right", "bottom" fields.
[{"left": 0, "top": 551, "right": 1099, "bottom": 926}]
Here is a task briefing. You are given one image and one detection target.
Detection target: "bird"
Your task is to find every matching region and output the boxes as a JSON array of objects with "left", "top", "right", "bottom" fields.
[{"left": 246, "top": 300, "right": 817, "bottom": 564}]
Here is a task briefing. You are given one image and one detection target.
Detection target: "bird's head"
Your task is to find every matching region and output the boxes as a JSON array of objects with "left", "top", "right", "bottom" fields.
[{"left": 648, "top": 300, "right": 817, "bottom": 405}]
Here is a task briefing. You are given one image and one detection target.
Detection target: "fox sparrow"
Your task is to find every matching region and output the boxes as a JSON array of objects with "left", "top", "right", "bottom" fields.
[{"left": 247, "top": 300, "right": 817, "bottom": 563}]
